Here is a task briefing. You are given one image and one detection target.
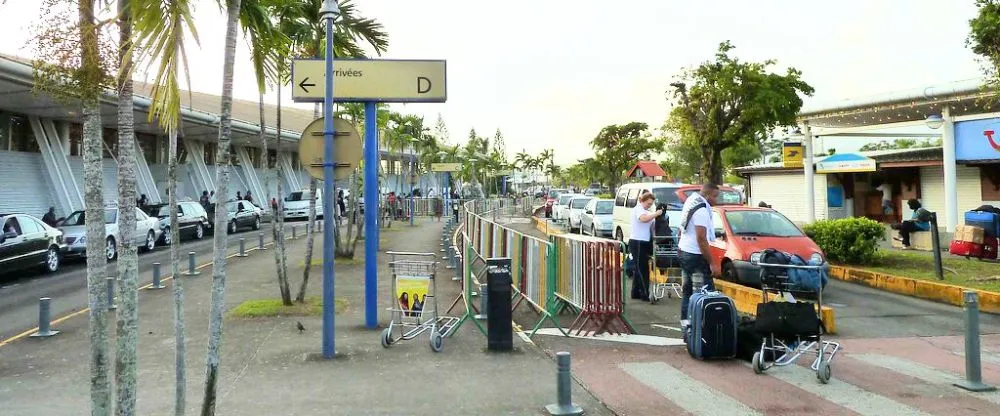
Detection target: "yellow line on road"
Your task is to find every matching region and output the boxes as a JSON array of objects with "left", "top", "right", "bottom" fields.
[{"left": 0, "top": 237, "right": 290, "bottom": 348}]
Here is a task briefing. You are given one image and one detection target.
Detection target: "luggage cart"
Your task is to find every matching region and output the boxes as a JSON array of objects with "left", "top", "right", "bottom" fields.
[
  {"left": 649, "top": 230, "right": 681, "bottom": 303},
  {"left": 380, "top": 251, "right": 459, "bottom": 352},
  {"left": 749, "top": 260, "right": 840, "bottom": 383}
]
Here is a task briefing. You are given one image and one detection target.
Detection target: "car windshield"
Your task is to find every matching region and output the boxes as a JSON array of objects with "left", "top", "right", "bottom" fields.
[
  {"left": 153, "top": 206, "right": 170, "bottom": 217},
  {"left": 549, "top": 189, "right": 566, "bottom": 198},
  {"left": 558, "top": 195, "right": 575, "bottom": 205},
  {"left": 286, "top": 192, "right": 310, "bottom": 202},
  {"left": 62, "top": 210, "right": 115, "bottom": 226},
  {"left": 570, "top": 198, "right": 592, "bottom": 209},
  {"left": 651, "top": 188, "right": 683, "bottom": 210},
  {"left": 724, "top": 210, "right": 803, "bottom": 237},
  {"left": 226, "top": 202, "right": 239, "bottom": 213},
  {"left": 595, "top": 201, "right": 614, "bottom": 215}
]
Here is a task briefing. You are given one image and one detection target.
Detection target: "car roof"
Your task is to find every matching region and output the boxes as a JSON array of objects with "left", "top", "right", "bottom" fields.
[{"left": 713, "top": 205, "right": 771, "bottom": 212}]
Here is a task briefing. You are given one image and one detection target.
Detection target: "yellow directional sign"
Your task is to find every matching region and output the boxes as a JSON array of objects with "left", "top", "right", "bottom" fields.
[
  {"left": 291, "top": 59, "right": 447, "bottom": 103},
  {"left": 298, "top": 117, "right": 363, "bottom": 180},
  {"left": 431, "top": 162, "right": 461, "bottom": 172},
  {"left": 783, "top": 142, "right": 804, "bottom": 168}
]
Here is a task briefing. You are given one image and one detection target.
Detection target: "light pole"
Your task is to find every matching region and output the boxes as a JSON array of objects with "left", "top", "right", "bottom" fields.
[
  {"left": 408, "top": 137, "right": 417, "bottom": 226},
  {"left": 438, "top": 150, "right": 449, "bottom": 214},
  {"left": 319, "top": 0, "right": 339, "bottom": 359},
  {"left": 469, "top": 157, "right": 478, "bottom": 199}
]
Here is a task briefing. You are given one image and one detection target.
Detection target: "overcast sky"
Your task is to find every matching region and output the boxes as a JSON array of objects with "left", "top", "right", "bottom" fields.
[{"left": 0, "top": 0, "right": 986, "bottom": 163}]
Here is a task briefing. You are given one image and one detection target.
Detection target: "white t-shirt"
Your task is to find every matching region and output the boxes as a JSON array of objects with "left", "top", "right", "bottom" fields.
[
  {"left": 876, "top": 184, "right": 891, "bottom": 202},
  {"left": 678, "top": 195, "right": 715, "bottom": 254},
  {"left": 630, "top": 203, "right": 652, "bottom": 242}
]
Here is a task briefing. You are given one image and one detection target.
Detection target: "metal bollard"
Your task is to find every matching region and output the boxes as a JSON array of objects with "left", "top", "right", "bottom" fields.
[
  {"left": 317, "top": 220, "right": 322, "bottom": 233},
  {"left": 30, "top": 297, "right": 60, "bottom": 338},
  {"left": 106, "top": 277, "right": 116, "bottom": 311},
  {"left": 237, "top": 237, "right": 248, "bottom": 257},
  {"left": 954, "top": 291, "right": 997, "bottom": 392},
  {"left": 149, "top": 262, "right": 166, "bottom": 289},
  {"left": 258, "top": 232, "right": 266, "bottom": 250},
  {"left": 475, "top": 283, "right": 489, "bottom": 320},
  {"left": 292, "top": 225, "right": 297, "bottom": 239},
  {"left": 545, "top": 352, "right": 584, "bottom": 416},
  {"left": 184, "top": 251, "right": 200, "bottom": 276}
]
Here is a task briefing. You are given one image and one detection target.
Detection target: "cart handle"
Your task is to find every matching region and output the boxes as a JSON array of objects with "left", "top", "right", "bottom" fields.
[
  {"left": 755, "top": 262, "right": 828, "bottom": 270},
  {"left": 385, "top": 251, "right": 438, "bottom": 257}
]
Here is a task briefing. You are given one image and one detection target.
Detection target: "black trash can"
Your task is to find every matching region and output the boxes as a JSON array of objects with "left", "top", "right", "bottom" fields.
[{"left": 486, "top": 257, "right": 513, "bottom": 351}]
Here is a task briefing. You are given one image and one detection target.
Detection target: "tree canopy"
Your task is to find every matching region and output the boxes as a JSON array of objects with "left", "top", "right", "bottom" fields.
[{"left": 589, "top": 122, "right": 664, "bottom": 190}]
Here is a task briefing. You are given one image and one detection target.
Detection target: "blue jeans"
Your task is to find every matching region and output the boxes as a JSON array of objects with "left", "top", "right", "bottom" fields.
[{"left": 679, "top": 250, "right": 714, "bottom": 320}]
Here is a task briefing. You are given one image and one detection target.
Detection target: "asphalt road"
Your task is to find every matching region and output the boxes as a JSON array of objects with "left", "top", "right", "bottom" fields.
[{"left": 0, "top": 221, "right": 301, "bottom": 342}]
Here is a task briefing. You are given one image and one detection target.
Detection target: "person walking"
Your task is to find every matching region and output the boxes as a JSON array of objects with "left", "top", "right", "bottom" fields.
[
  {"left": 629, "top": 192, "right": 664, "bottom": 302},
  {"left": 42, "top": 207, "right": 58, "bottom": 227},
  {"left": 894, "top": 199, "right": 931, "bottom": 249},
  {"left": 678, "top": 183, "right": 720, "bottom": 324}
]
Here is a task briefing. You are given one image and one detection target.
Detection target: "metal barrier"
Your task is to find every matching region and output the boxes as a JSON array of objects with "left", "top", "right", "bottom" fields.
[{"left": 549, "top": 233, "right": 633, "bottom": 336}]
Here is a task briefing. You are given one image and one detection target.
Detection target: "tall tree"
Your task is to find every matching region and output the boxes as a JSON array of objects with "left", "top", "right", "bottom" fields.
[
  {"left": 668, "top": 41, "right": 813, "bottom": 183},
  {"left": 969, "top": 0, "right": 1000, "bottom": 87},
  {"left": 115, "top": 0, "right": 140, "bottom": 413},
  {"left": 589, "top": 122, "right": 663, "bottom": 190}
]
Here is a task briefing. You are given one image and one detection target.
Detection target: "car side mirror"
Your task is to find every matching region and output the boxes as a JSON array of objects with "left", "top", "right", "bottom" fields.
[
  {"left": 585, "top": 210, "right": 592, "bottom": 214},
  {"left": 2, "top": 231, "right": 16, "bottom": 240},
  {"left": 714, "top": 229, "right": 726, "bottom": 239}
]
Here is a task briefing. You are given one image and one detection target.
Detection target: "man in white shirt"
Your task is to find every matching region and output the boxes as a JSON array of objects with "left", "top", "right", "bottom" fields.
[
  {"left": 629, "top": 192, "right": 664, "bottom": 302},
  {"left": 875, "top": 181, "right": 893, "bottom": 216},
  {"left": 678, "top": 183, "right": 720, "bottom": 322}
]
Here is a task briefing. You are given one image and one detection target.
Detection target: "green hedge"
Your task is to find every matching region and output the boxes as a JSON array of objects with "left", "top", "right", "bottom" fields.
[{"left": 803, "top": 217, "right": 885, "bottom": 265}]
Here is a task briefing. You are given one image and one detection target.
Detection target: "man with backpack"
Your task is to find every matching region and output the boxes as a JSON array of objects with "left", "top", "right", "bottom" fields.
[{"left": 678, "top": 183, "right": 720, "bottom": 324}]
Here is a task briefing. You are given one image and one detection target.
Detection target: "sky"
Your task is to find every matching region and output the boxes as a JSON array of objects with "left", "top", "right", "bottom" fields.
[{"left": 0, "top": 0, "right": 987, "bottom": 164}]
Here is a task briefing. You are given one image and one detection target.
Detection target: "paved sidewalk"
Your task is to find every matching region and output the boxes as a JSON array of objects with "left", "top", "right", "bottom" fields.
[{"left": 0, "top": 218, "right": 611, "bottom": 416}]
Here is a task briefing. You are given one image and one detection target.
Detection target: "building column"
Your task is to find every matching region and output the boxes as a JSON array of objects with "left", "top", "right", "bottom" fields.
[
  {"left": 802, "top": 122, "right": 816, "bottom": 223},
  {"left": 29, "top": 116, "right": 84, "bottom": 215},
  {"left": 235, "top": 146, "right": 267, "bottom": 212},
  {"left": 134, "top": 139, "right": 162, "bottom": 204},
  {"left": 942, "top": 106, "right": 958, "bottom": 233},
  {"left": 181, "top": 138, "right": 215, "bottom": 195}
]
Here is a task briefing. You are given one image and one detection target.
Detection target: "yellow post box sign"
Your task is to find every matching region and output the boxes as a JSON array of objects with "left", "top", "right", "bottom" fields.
[{"left": 783, "top": 142, "right": 804, "bottom": 168}]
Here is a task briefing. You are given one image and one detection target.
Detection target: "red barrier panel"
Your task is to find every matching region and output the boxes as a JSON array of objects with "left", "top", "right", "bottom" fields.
[{"left": 567, "top": 239, "right": 632, "bottom": 336}]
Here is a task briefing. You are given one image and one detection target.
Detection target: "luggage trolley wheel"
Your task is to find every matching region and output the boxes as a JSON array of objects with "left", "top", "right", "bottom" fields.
[
  {"left": 751, "top": 352, "right": 764, "bottom": 375},
  {"left": 380, "top": 328, "right": 393, "bottom": 349},
  {"left": 816, "top": 359, "right": 832, "bottom": 384},
  {"left": 429, "top": 332, "right": 444, "bottom": 353}
]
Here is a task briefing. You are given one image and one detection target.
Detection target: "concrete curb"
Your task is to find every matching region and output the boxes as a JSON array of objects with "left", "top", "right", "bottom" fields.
[
  {"left": 828, "top": 265, "right": 1000, "bottom": 314},
  {"left": 529, "top": 216, "right": 838, "bottom": 333}
]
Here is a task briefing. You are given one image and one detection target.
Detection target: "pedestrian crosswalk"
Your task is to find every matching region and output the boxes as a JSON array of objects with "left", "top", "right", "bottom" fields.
[{"left": 562, "top": 335, "right": 1000, "bottom": 416}]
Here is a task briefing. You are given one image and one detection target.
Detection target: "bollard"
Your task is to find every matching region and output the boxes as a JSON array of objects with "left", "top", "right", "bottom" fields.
[
  {"left": 258, "top": 232, "right": 266, "bottom": 250},
  {"left": 30, "top": 297, "right": 60, "bottom": 338},
  {"left": 237, "top": 237, "right": 248, "bottom": 257},
  {"left": 292, "top": 225, "right": 297, "bottom": 239},
  {"left": 149, "top": 262, "right": 166, "bottom": 289},
  {"left": 184, "top": 251, "right": 200, "bottom": 276},
  {"left": 317, "top": 220, "right": 322, "bottom": 233},
  {"left": 106, "top": 277, "right": 116, "bottom": 311},
  {"left": 954, "top": 291, "right": 997, "bottom": 392},
  {"left": 475, "top": 283, "right": 489, "bottom": 320},
  {"left": 452, "top": 253, "right": 462, "bottom": 281},
  {"left": 545, "top": 352, "right": 584, "bottom": 416}
]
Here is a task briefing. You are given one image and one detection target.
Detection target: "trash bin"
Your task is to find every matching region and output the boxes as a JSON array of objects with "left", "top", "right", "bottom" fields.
[{"left": 486, "top": 257, "right": 513, "bottom": 351}]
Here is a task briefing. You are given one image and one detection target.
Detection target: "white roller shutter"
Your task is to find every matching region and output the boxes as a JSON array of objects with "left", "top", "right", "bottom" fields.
[
  {"left": 0, "top": 151, "right": 58, "bottom": 217},
  {"left": 748, "top": 171, "right": 827, "bottom": 224}
]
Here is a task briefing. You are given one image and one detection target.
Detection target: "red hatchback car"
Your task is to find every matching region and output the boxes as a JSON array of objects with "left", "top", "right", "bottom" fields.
[{"left": 706, "top": 206, "right": 827, "bottom": 286}]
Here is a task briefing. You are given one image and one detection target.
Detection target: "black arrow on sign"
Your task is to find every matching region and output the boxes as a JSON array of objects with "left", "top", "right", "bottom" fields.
[{"left": 298, "top": 77, "right": 316, "bottom": 93}]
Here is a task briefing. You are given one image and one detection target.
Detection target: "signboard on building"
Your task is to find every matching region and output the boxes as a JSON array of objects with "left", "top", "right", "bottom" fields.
[
  {"left": 815, "top": 153, "right": 876, "bottom": 174},
  {"left": 783, "top": 142, "right": 804, "bottom": 168},
  {"left": 431, "top": 162, "right": 461, "bottom": 172},
  {"left": 955, "top": 117, "right": 1000, "bottom": 161},
  {"left": 291, "top": 59, "right": 447, "bottom": 103}
]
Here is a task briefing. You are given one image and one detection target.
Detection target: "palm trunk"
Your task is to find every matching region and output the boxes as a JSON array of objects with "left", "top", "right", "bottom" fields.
[
  {"left": 201, "top": 0, "right": 240, "bottom": 413},
  {"left": 114, "top": 1, "right": 139, "bottom": 413},
  {"left": 272, "top": 82, "right": 288, "bottom": 302},
  {"left": 261, "top": 93, "right": 292, "bottom": 305},
  {"left": 80, "top": 0, "right": 110, "bottom": 414},
  {"left": 168, "top": 127, "right": 185, "bottom": 416},
  {"left": 298, "top": 178, "right": 318, "bottom": 301}
]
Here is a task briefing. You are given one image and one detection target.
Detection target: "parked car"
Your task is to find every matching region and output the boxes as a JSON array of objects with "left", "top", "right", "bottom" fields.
[
  {"left": 580, "top": 198, "right": 614, "bottom": 237},
  {"left": 612, "top": 182, "right": 685, "bottom": 242},
  {"left": 284, "top": 189, "right": 323, "bottom": 220},
  {"left": 60, "top": 206, "right": 162, "bottom": 261},
  {"left": 553, "top": 193, "right": 578, "bottom": 222},
  {"left": 707, "top": 206, "right": 826, "bottom": 287},
  {"left": 675, "top": 185, "right": 744, "bottom": 206},
  {"left": 544, "top": 188, "right": 568, "bottom": 217},
  {"left": 145, "top": 201, "right": 210, "bottom": 245},
  {"left": 225, "top": 200, "right": 263, "bottom": 234},
  {"left": 0, "top": 213, "right": 66, "bottom": 274},
  {"left": 567, "top": 196, "right": 594, "bottom": 233}
]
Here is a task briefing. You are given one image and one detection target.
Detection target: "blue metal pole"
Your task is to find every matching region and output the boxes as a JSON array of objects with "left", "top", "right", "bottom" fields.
[
  {"left": 409, "top": 152, "right": 415, "bottom": 226},
  {"left": 321, "top": 9, "right": 337, "bottom": 359},
  {"left": 364, "top": 101, "right": 379, "bottom": 329}
]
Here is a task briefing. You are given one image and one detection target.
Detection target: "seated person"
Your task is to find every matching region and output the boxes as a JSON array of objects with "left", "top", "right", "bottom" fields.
[{"left": 894, "top": 199, "right": 931, "bottom": 249}]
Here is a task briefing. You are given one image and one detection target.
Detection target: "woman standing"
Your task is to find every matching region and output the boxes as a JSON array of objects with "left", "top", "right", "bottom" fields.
[{"left": 629, "top": 192, "right": 664, "bottom": 302}]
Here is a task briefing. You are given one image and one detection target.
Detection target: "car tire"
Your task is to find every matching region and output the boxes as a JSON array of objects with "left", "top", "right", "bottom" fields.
[
  {"left": 252, "top": 215, "right": 260, "bottom": 230},
  {"left": 106, "top": 237, "right": 117, "bottom": 262},
  {"left": 195, "top": 223, "right": 204, "bottom": 240},
  {"left": 163, "top": 227, "right": 172, "bottom": 245},
  {"left": 43, "top": 246, "right": 59, "bottom": 273},
  {"left": 228, "top": 220, "right": 237, "bottom": 235},
  {"left": 143, "top": 230, "right": 156, "bottom": 253},
  {"left": 722, "top": 261, "right": 737, "bottom": 282}
]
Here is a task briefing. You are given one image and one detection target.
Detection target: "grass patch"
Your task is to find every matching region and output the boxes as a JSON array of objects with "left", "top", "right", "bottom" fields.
[
  {"left": 842, "top": 250, "right": 1000, "bottom": 292},
  {"left": 229, "top": 297, "right": 347, "bottom": 318}
]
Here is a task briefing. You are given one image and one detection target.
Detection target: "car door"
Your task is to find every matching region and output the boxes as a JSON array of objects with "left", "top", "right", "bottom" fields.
[
  {"left": 18, "top": 216, "right": 49, "bottom": 261},
  {"left": 0, "top": 217, "right": 29, "bottom": 271},
  {"left": 133, "top": 208, "right": 152, "bottom": 245},
  {"left": 708, "top": 210, "right": 728, "bottom": 269},
  {"left": 238, "top": 201, "right": 253, "bottom": 227}
]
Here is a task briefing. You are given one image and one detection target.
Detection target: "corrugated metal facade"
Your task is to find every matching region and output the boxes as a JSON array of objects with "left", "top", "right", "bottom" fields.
[
  {"left": 0, "top": 150, "right": 57, "bottom": 217},
  {"left": 748, "top": 172, "right": 828, "bottom": 224}
]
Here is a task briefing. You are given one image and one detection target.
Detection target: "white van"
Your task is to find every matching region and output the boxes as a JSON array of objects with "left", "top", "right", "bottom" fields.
[
  {"left": 612, "top": 182, "right": 685, "bottom": 242},
  {"left": 283, "top": 189, "right": 323, "bottom": 220}
]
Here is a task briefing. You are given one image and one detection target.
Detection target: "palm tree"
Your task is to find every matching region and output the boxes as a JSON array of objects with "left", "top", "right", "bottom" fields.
[{"left": 132, "top": 1, "right": 198, "bottom": 413}]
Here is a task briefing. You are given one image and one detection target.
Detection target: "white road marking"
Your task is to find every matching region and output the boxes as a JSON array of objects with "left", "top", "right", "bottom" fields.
[
  {"left": 853, "top": 353, "right": 1000, "bottom": 404},
  {"left": 533, "top": 328, "right": 685, "bottom": 346},
  {"left": 620, "top": 362, "right": 760, "bottom": 416}
]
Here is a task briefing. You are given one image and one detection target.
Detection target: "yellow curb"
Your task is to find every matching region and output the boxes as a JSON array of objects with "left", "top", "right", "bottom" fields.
[
  {"left": 530, "top": 215, "right": 565, "bottom": 235},
  {"left": 714, "top": 280, "right": 837, "bottom": 335},
  {"left": 828, "top": 265, "right": 1000, "bottom": 314}
]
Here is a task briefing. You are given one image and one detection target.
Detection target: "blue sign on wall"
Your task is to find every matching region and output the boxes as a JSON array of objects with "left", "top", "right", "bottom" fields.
[{"left": 955, "top": 117, "right": 1000, "bottom": 161}]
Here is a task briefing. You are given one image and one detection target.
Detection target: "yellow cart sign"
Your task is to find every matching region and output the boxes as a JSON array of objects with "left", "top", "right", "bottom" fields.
[
  {"left": 431, "top": 163, "right": 461, "bottom": 172},
  {"left": 292, "top": 59, "right": 447, "bottom": 103},
  {"left": 783, "top": 142, "right": 804, "bottom": 168}
]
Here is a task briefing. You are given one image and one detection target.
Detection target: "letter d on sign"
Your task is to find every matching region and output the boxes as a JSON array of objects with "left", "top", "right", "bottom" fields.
[{"left": 417, "top": 76, "right": 432, "bottom": 94}]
